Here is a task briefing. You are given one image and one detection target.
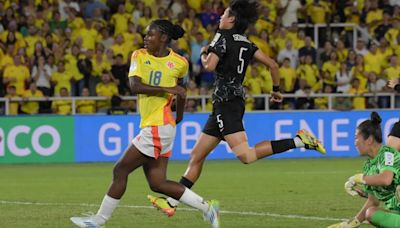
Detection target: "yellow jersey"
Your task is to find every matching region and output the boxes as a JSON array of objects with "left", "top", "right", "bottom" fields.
[{"left": 128, "top": 49, "right": 188, "bottom": 128}]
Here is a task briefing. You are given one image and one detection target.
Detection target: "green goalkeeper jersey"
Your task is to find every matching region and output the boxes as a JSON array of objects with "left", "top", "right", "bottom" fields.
[{"left": 363, "top": 145, "right": 400, "bottom": 210}]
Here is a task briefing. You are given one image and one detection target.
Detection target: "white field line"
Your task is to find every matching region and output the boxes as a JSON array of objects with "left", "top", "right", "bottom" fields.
[{"left": 0, "top": 200, "right": 345, "bottom": 222}]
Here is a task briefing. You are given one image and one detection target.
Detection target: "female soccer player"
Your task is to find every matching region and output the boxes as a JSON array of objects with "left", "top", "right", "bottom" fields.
[
  {"left": 149, "top": 0, "right": 325, "bottom": 215},
  {"left": 70, "top": 20, "right": 219, "bottom": 228},
  {"left": 328, "top": 112, "right": 400, "bottom": 228}
]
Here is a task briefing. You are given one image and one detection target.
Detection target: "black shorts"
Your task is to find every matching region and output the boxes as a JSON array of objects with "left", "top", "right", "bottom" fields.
[
  {"left": 202, "top": 98, "right": 245, "bottom": 139},
  {"left": 389, "top": 120, "right": 400, "bottom": 138}
]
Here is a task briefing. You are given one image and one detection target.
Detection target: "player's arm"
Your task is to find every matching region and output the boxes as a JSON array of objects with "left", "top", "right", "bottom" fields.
[
  {"left": 129, "top": 76, "right": 185, "bottom": 97},
  {"left": 200, "top": 46, "right": 219, "bottom": 72},
  {"left": 253, "top": 49, "right": 282, "bottom": 103},
  {"left": 175, "top": 78, "right": 186, "bottom": 124},
  {"left": 356, "top": 170, "right": 394, "bottom": 187}
]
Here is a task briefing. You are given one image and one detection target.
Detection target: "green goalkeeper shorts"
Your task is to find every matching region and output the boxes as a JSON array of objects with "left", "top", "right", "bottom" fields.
[{"left": 384, "top": 197, "right": 400, "bottom": 212}]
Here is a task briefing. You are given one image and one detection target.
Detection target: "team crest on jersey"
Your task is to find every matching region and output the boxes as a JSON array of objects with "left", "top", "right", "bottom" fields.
[{"left": 166, "top": 61, "right": 175, "bottom": 69}]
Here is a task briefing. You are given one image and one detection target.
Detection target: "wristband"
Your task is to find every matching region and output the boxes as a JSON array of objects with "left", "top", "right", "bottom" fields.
[
  {"left": 272, "top": 85, "right": 280, "bottom": 92},
  {"left": 200, "top": 51, "right": 208, "bottom": 57}
]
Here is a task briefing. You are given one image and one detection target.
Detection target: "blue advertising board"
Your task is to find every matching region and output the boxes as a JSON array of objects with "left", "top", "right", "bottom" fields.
[{"left": 74, "top": 110, "right": 400, "bottom": 162}]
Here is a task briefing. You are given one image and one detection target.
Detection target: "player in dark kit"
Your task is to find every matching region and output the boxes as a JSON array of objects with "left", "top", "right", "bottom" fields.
[{"left": 148, "top": 0, "right": 326, "bottom": 216}]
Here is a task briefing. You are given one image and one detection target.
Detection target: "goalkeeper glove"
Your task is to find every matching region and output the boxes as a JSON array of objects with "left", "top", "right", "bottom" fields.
[
  {"left": 348, "top": 173, "right": 366, "bottom": 184},
  {"left": 344, "top": 173, "right": 367, "bottom": 197},
  {"left": 327, "top": 218, "right": 361, "bottom": 228}
]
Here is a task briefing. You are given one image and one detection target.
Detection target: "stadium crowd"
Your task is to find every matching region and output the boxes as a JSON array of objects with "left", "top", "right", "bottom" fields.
[{"left": 1, "top": 0, "right": 400, "bottom": 115}]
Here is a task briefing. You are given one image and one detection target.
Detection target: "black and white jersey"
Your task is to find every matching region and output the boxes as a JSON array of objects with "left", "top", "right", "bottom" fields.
[{"left": 207, "top": 29, "right": 258, "bottom": 103}]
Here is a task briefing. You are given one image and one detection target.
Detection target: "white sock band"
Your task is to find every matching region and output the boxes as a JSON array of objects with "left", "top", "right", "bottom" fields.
[
  {"left": 96, "top": 195, "right": 120, "bottom": 225},
  {"left": 179, "top": 188, "right": 209, "bottom": 213}
]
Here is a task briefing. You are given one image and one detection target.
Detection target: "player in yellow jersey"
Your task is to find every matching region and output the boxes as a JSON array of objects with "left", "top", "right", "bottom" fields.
[{"left": 70, "top": 19, "right": 219, "bottom": 228}]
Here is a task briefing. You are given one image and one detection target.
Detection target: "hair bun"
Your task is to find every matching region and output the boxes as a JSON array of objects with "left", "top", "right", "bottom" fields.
[
  {"left": 370, "top": 111, "right": 382, "bottom": 124},
  {"left": 171, "top": 24, "right": 185, "bottom": 40}
]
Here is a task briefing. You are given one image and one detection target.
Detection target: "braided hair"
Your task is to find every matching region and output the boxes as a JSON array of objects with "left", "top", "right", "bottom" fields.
[
  {"left": 357, "top": 111, "right": 383, "bottom": 143},
  {"left": 150, "top": 19, "right": 185, "bottom": 42},
  {"left": 229, "top": 0, "right": 259, "bottom": 34}
]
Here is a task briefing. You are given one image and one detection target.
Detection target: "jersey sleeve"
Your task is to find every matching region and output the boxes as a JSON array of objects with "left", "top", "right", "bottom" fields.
[
  {"left": 128, "top": 50, "right": 143, "bottom": 78},
  {"left": 379, "top": 150, "right": 398, "bottom": 173},
  {"left": 178, "top": 58, "right": 189, "bottom": 79},
  {"left": 208, "top": 32, "right": 226, "bottom": 59},
  {"left": 250, "top": 42, "right": 259, "bottom": 59}
]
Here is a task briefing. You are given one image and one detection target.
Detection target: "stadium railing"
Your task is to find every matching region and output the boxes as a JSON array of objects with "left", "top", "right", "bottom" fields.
[
  {"left": 0, "top": 92, "right": 397, "bottom": 115},
  {"left": 297, "top": 23, "right": 378, "bottom": 48}
]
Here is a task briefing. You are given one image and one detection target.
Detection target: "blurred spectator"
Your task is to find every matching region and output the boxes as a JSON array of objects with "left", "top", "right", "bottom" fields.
[
  {"left": 348, "top": 78, "right": 367, "bottom": 110},
  {"left": 354, "top": 38, "right": 369, "bottom": 56},
  {"left": 78, "top": 49, "right": 94, "bottom": 95},
  {"left": 4, "top": 85, "right": 19, "bottom": 115},
  {"left": 76, "top": 87, "right": 96, "bottom": 114},
  {"left": 107, "top": 95, "right": 128, "bottom": 115},
  {"left": 319, "top": 41, "right": 334, "bottom": 64},
  {"left": 314, "top": 84, "right": 332, "bottom": 109},
  {"left": 3, "top": 55, "right": 30, "bottom": 95},
  {"left": 336, "top": 62, "right": 352, "bottom": 93},
  {"left": 59, "top": 0, "right": 80, "bottom": 20},
  {"left": 345, "top": 49, "right": 357, "bottom": 69},
  {"left": 31, "top": 55, "right": 51, "bottom": 96},
  {"left": 277, "top": 39, "right": 298, "bottom": 68},
  {"left": 294, "top": 79, "right": 314, "bottom": 110},
  {"left": 198, "top": 2, "right": 219, "bottom": 28},
  {"left": 96, "top": 70, "right": 119, "bottom": 112},
  {"left": 351, "top": 54, "right": 368, "bottom": 90},
  {"left": 279, "top": 58, "right": 297, "bottom": 93},
  {"left": 65, "top": 45, "right": 85, "bottom": 96},
  {"left": 279, "top": 0, "right": 303, "bottom": 27},
  {"left": 297, "top": 55, "right": 319, "bottom": 91},
  {"left": 336, "top": 40, "right": 348, "bottom": 63},
  {"left": 20, "top": 82, "right": 43, "bottom": 114},
  {"left": 333, "top": 96, "right": 352, "bottom": 111},
  {"left": 384, "top": 55, "right": 400, "bottom": 81},
  {"left": 51, "top": 61, "right": 73, "bottom": 95},
  {"left": 364, "top": 43, "right": 382, "bottom": 75},
  {"left": 190, "top": 32, "right": 207, "bottom": 71},
  {"left": 111, "top": 54, "right": 129, "bottom": 95},
  {"left": 84, "top": 0, "right": 108, "bottom": 19},
  {"left": 187, "top": 80, "right": 199, "bottom": 96},
  {"left": 52, "top": 87, "right": 72, "bottom": 115},
  {"left": 111, "top": 4, "right": 133, "bottom": 36},
  {"left": 322, "top": 52, "right": 340, "bottom": 92},
  {"left": 367, "top": 71, "right": 389, "bottom": 108},
  {"left": 374, "top": 11, "right": 392, "bottom": 41},
  {"left": 298, "top": 36, "right": 316, "bottom": 64}
]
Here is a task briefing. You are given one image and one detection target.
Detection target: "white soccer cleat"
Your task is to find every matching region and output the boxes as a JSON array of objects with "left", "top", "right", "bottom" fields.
[
  {"left": 203, "top": 200, "right": 220, "bottom": 228},
  {"left": 70, "top": 216, "right": 101, "bottom": 228}
]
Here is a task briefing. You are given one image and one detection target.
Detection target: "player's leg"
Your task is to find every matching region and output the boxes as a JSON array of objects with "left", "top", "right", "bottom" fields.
[
  {"left": 144, "top": 157, "right": 220, "bottom": 227},
  {"left": 224, "top": 130, "right": 325, "bottom": 164},
  {"left": 71, "top": 144, "right": 149, "bottom": 227},
  {"left": 183, "top": 133, "right": 221, "bottom": 183},
  {"left": 367, "top": 207, "right": 400, "bottom": 227},
  {"left": 148, "top": 119, "right": 221, "bottom": 213}
]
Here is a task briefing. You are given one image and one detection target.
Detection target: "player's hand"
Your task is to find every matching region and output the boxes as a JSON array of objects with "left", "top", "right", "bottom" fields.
[
  {"left": 270, "top": 91, "right": 283, "bottom": 103},
  {"left": 326, "top": 218, "right": 361, "bottom": 228},
  {"left": 167, "top": 85, "right": 186, "bottom": 98},
  {"left": 200, "top": 46, "right": 209, "bottom": 54},
  {"left": 175, "top": 115, "right": 183, "bottom": 124},
  {"left": 388, "top": 79, "right": 399, "bottom": 89},
  {"left": 349, "top": 173, "right": 365, "bottom": 184}
]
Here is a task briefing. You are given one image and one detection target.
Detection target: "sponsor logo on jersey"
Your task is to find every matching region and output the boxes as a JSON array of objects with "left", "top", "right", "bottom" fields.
[
  {"left": 144, "top": 60, "right": 151, "bottom": 65},
  {"left": 385, "top": 152, "right": 394, "bottom": 166}
]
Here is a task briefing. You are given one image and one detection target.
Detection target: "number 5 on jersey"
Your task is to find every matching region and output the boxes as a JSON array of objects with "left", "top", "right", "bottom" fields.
[{"left": 149, "top": 70, "right": 162, "bottom": 85}]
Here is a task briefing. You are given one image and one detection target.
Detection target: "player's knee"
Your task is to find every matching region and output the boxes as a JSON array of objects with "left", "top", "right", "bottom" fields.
[
  {"left": 148, "top": 181, "right": 164, "bottom": 193},
  {"left": 232, "top": 143, "right": 257, "bottom": 164},
  {"left": 365, "top": 206, "right": 378, "bottom": 221},
  {"left": 112, "top": 163, "right": 128, "bottom": 179}
]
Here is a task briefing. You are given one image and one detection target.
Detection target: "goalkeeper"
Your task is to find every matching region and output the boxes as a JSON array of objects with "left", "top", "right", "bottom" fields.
[{"left": 328, "top": 111, "right": 400, "bottom": 228}]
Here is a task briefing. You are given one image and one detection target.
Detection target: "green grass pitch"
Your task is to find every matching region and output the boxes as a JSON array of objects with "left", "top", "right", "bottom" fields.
[{"left": 0, "top": 158, "right": 375, "bottom": 227}]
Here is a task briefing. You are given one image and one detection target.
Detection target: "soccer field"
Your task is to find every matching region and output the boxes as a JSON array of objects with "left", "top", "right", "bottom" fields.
[{"left": 0, "top": 158, "right": 374, "bottom": 228}]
